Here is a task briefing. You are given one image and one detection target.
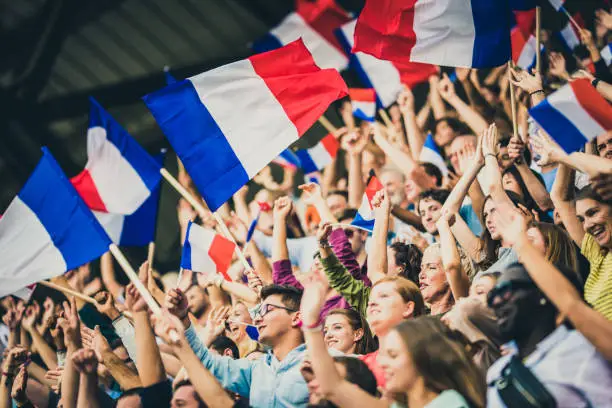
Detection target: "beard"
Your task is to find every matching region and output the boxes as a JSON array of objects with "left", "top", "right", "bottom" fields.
[
  {"left": 388, "top": 190, "right": 405, "bottom": 206},
  {"left": 308, "top": 402, "right": 338, "bottom": 408}
]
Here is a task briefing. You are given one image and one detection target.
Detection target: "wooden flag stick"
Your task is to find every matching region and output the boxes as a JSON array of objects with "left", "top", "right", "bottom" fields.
[
  {"left": 507, "top": 62, "right": 519, "bottom": 141},
  {"left": 561, "top": 7, "right": 581, "bottom": 32},
  {"left": 160, "top": 168, "right": 252, "bottom": 272},
  {"left": 535, "top": 6, "right": 541, "bottom": 74},
  {"left": 38, "top": 281, "right": 96, "bottom": 304},
  {"left": 147, "top": 242, "right": 156, "bottom": 271},
  {"left": 318, "top": 116, "right": 337, "bottom": 134}
]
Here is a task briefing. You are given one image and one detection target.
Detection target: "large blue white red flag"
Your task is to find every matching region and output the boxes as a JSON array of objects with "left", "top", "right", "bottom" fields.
[
  {"left": 419, "top": 133, "right": 449, "bottom": 177},
  {"left": 352, "top": 0, "right": 511, "bottom": 69},
  {"left": 351, "top": 171, "right": 384, "bottom": 232},
  {"left": 71, "top": 98, "right": 162, "bottom": 215},
  {"left": 253, "top": 0, "right": 350, "bottom": 71},
  {"left": 529, "top": 79, "right": 612, "bottom": 154},
  {"left": 336, "top": 20, "right": 437, "bottom": 108},
  {"left": 556, "top": 13, "right": 583, "bottom": 51},
  {"left": 93, "top": 150, "right": 166, "bottom": 246},
  {"left": 181, "top": 222, "right": 236, "bottom": 281},
  {"left": 144, "top": 40, "right": 348, "bottom": 211},
  {"left": 349, "top": 88, "right": 376, "bottom": 122},
  {"left": 0, "top": 148, "right": 111, "bottom": 297}
]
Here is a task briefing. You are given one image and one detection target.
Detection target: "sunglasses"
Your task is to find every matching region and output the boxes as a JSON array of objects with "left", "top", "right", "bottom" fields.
[
  {"left": 487, "top": 280, "right": 534, "bottom": 308},
  {"left": 251, "top": 303, "right": 297, "bottom": 319}
]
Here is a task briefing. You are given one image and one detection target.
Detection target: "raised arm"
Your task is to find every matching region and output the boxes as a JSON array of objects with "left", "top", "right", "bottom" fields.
[
  {"left": 550, "top": 163, "right": 584, "bottom": 246},
  {"left": 482, "top": 123, "right": 514, "bottom": 208},
  {"left": 438, "top": 73, "right": 488, "bottom": 136},
  {"left": 21, "top": 304, "right": 57, "bottom": 370},
  {"left": 299, "top": 182, "right": 338, "bottom": 225},
  {"left": 398, "top": 86, "right": 426, "bottom": 160},
  {"left": 437, "top": 213, "right": 470, "bottom": 299},
  {"left": 300, "top": 272, "right": 385, "bottom": 408},
  {"left": 368, "top": 190, "right": 391, "bottom": 284},
  {"left": 429, "top": 75, "right": 447, "bottom": 119},
  {"left": 344, "top": 130, "right": 368, "bottom": 209},
  {"left": 93, "top": 325, "right": 142, "bottom": 390},
  {"left": 58, "top": 298, "right": 82, "bottom": 408},
  {"left": 100, "top": 252, "right": 123, "bottom": 300},
  {"left": 71, "top": 349, "right": 100, "bottom": 408},
  {"left": 508, "top": 138, "right": 554, "bottom": 211},
  {"left": 509, "top": 67, "right": 545, "bottom": 107}
]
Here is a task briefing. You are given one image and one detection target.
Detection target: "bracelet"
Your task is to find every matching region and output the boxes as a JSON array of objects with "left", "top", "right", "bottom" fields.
[
  {"left": 592, "top": 78, "right": 600, "bottom": 89},
  {"left": 485, "top": 153, "right": 496, "bottom": 159},
  {"left": 529, "top": 89, "right": 544, "bottom": 96},
  {"left": 302, "top": 324, "right": 322, "bottom": 333},
  {"left": 318, "top": 240, "right": 331, "bottom": 250}
]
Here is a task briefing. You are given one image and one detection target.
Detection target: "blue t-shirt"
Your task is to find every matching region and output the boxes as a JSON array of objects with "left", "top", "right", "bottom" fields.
[{"left": 460, "top": 203, "right": 483, "bottom": 237}]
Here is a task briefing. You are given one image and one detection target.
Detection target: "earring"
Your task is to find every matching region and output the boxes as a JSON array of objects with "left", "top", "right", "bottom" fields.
[{"left": 540, "top": 298, "right": 547, "bottom": 306}]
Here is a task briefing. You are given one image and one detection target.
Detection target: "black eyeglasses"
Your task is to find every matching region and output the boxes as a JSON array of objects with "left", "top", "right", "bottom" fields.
[
  {"left": 253, "top": 303, "right": 297, "bottom": 318},
  {"left": 487, "top": 280, "right": 534, "bottom": 308}
]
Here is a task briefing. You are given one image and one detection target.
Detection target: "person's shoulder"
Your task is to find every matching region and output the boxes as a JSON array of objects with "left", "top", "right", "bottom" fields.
[
  {"left": 486, "top": 353, "right": 512, "bottom": 384},
  {"left": 426, "top": 390, "right": 471, "bottom": 408},
  {"left": 580, "top": 234, "right": 601, "bottom": 259}
]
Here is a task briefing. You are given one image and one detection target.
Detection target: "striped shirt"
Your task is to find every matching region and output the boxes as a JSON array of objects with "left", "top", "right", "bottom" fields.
[{"left": 581, "top": 234, "right": 612, "bottom": 320}]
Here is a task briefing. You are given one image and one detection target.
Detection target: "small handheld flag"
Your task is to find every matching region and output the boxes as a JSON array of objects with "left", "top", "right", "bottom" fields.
[
  {"left": 419, "top": 133, "right": 449, "bottom": 177},
  {"left": 351, "top": 171, "right": 384, "bottom": 232},
  {"left": 349, "top": 88, "right": 376, "bottom": 122},
  {"left": 295, "top": 133, "right": 340, "bottom": 175},
  {"left": 181, "top": 222, "right": 236, "bottom": 281}
]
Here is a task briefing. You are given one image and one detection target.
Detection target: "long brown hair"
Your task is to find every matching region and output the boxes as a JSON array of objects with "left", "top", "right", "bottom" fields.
[
  {"left": 372, "top": 276, "right": 425, "bottom": 317},
  {"left": 533, "top": 222, "right": 579, "bottom": 272},
  {"left": 393, "top": 317, "right": 486, "bottom": 408},
  {"left": 325, "top": 308, "right": 377, "bottom": 354}
]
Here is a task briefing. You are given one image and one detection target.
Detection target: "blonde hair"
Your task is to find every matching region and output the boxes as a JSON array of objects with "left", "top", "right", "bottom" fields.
[{"left": 372, "top": 276, "right": 425, "bottom": 317}]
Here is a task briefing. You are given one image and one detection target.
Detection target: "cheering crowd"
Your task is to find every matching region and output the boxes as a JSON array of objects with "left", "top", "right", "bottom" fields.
[{"left": 2, "top": 3, "right": 612, "bottom": 408}]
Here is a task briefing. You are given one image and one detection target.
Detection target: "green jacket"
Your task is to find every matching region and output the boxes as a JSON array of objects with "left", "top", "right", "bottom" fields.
[{"left": 321, "top": 253, "right": 371, "bottom": 317}]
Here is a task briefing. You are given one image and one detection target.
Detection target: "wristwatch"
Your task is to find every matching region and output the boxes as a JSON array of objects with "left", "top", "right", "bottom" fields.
[{"left": 592, "top": 78, "right": 600, "bottom": 89}]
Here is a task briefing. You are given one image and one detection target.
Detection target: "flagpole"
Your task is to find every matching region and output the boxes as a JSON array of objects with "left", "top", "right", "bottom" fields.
[
  {"left": 318, "top": 116, "right": 337, "bottom": 134},
  {"left": 561, "top": 6, "right": 581, "bottom": 32},
  {"left": 507, "top": 62, "right": 519, "bottom": 141},
  {"left": 147, "top": 242, "right": 156, "bottom": 271},
  {"left": 328, "top": 223, "right": 373, "bottom": 233},
  {"left": 159, "top": 168, "right": 252, "bottom": 272},
  {"left": 38, "top": 281, "right": 96, "bottom": 304},
  {"left": 535, "top": 6, "right": 541, "bottom": 74}
]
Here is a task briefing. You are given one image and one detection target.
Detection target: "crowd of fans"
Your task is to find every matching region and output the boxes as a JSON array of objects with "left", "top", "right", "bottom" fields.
[{"left": 1, "top": 6, "right": 612, "bottom": 408}]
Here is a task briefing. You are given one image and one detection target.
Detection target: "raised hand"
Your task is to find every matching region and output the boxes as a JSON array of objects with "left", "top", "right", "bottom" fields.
[
  {"left": 227, "top": 212, "right": 248, "bottom": 243},
  {"left": 493, "top": 202, "right": 531, "bottom": 247},
  {"left": 57, "top": 297, "right": 81, "bottom": 348},
  {"left": 50, "top": 315, "right": 65, "bottom": 350},
  {"left": 273, "top": 196, "right": 293, "bottom": 222},
  {"left": 509, "top": 66, "right": 543, "bottom": 94},
  {"left": 298, "top": 183, "right": 323, "bottom": 205},
  {"left": 246, "top": 270, "right": 263, "bottom": 297},
  {"left": 437, "top": 73, "right": 457, "bottom": 101},
  {"left": 508, "top": 137, "right": 526, "bottom": 161},
  {"left": 548, "top": 52, "right": 569, "bottom": 81},
  {"left": 21, "top": 305, "right": 38, "bottom": 332},
  {"left": 482, "top": 123, "right": 499, "bottom": 158},
  {"left": 80, "top": 325, "right": 95, "bottom": 350},
  {"left": 42, "top": 297, "right": 55, "bottom": 326},
  {"left": 299, "top": 269, "right": 328, "bottom": 327},
  {"left": 164, "top": 288, "right": 189, "bottom": 320},
  {"left": 177, "top": 198, "right": 197, "bottom": 228},
  {"left": 71, "top": 348, "right": 98, "bottom": 374},
  {"left": 579, "top": 28, "right": 596, "bottom": 50},
  {"left": 397, "top": 86, "right": 415, "bottom": 114},
  {"left": 92, "top": 325, "right": 112, "bottom": 362},
  {"left": 596, "top": 9, "right": 612, "bottom": 30},
  {"left": 124, "top": 283, "right": 148, "bottom": 314},
  {"left": 456, "top": 67, "right": 471, "bottom": 82},
  {"left": 3, "top": 308, "right": 21, "bottom": 331},
  {"left": 94, "top": 291, "right": 120, "bottom": 320},
  {"left": 11, "top": 364, "right": 28, "bottom": 404},
  {"left": 530, "top": 130, "right": 565, "bottom": 166},
  {"left": 571, "top": 69, "right": 595, "bottom": 81},
  {"left": 151, "top": 311, "right": 187, "bottom": 347},
  {"left": 371, "top": 189, "right": 390, "bottom": 215},
  {"left": 316, "top": 222, "right": 333, "bottom": 243},
  {"left": 207, "top": 306, "right": 231, "bottom": 339},
  {"left": 45, "top": 366, "right": 64, "bottom": 393},
  {"left": 341, "top": 129, "right": 368, "bottom": 156},
  {"left": 3, "top": 347, "right": 29, "bottom": 375}
]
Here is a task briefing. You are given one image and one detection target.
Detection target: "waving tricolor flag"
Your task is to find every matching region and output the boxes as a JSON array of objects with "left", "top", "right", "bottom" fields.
[
  {"left": 511, "top": 29, "right": 541, "bottom": 70},
  {"left": 295, "top": 133, "right": 340, "bottom": 175},
  {"left": 352, "top": 0, "right": 511, "bottom": 69},
  {"left": 556, "top": 13, "right": 584, "bottom": 51},
  {"left": 349, "top": 88, "right": 376, "bottom": 122},
  {"left": 351, "top": 171, "right": 384, "bottom": 232},
  {"left": 336, "top": 20, "right": 437, "bottom": 108},
  {"left": 253, "top": 0, "right": 350, "bottom": 71},
  {"left": 529, "top": 79, "right": 612, "bottom": 154},
  {"left": 181, "top": 222, "right": 236, "bottom": 281},
  {"left": 272, "top": 148, "right": 302, "bottom": 170},
  {"left": 419, "top": 133, "right": 449, "bottom": 177},
  {"left": 0, "top": 148, "right": 111, "bottom": 297},
  {"left": 144, "top": 40, "right": 347, "bottom": 211}
]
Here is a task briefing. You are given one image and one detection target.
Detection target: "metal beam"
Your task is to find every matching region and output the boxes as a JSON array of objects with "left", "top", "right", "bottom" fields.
[{"left": 36, "top": 54, "right": 251, "bottom": 122}]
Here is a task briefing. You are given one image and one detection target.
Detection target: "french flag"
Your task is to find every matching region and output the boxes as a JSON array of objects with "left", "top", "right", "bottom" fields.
[
  {"left": 71, "top": 98, "right": 162, "bottom": 215},
  {"left": 295, "top": 133, "right": 340, "bottom": 174},
  {"left": 602, "top": 43, "right": 612, "bottom": 66},
  {"left": 350, "top": 88, "right": 376, "bottom": 122},
  {"left": 336, "top": 20, "right": 437, "bottom": 108},
  {"left": 556, "top": 13, "right": 583, "bottom": 51},
  {"left": 272, "top": 148, "right": 302, "bottom": 170},
  {"left": 252, "top": 0, "right": 350, "bottom": 71},
  {"left": 419, "top": 133, "right": 449, "bottom": 177},
  {"left": 511, "top": 29, "right": 541, "bottom": 70},
  {"left": 529, "top": 79, "right": 612, "bottom": 154},
  {"left": 144, "top": 40, "right": 347, "bottom": 211},
  {"left": 351, "top": 171, "right": 384, "bottom": 232},
  {"left": 0, "top": 148, "right": 111, "bottom": 298},
  {"left": 352, "top": 0, "right": 511, "bottom": 69},
  {"left": 181, "top": 221, "right": 236, "bottom": 281},
  {"left": 92, "top": 150, "right": 166, "bottom": 246}
]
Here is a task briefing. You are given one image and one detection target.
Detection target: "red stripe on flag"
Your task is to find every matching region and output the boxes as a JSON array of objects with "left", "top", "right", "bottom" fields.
[
  {"left": 249, "top": 40, "right": 348, "bottom": 136},
  {"left": 297, "top": 0, "right": 351, "bottom": 54},
  {"left": 365, "top": 175, "right": 384, "bottom": 204},
  {"left": 514, "top": 9, "right": 536, "bottom": 38},
  {"left": 353, "top": 0, "right": 419, "bottom": 64},
  {"left": 393, "top": 60, "right": 438, "bottom": 88},
  {"left": 320, "top": 133, "right": 340, "bottom": 158},
  {"left": 208, "top": 234, "right": 236, "bottom": 281},
  {"left": 349, "top": 88, "right": 376, "bottom": 102},
  {"left": 570, "top": 79, "right": 612, "bottom": 131},
  {"left": 511, "top": 28, "right": 528, "bottom": 64},
  {"left": 70, "top": 169, "right": 108, "bottom": 212}
]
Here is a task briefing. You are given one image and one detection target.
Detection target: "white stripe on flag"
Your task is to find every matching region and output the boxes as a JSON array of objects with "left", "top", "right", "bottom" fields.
[
  {"left": 548, "top": 86, "right": 606, "bottom": 140},
  {"left": 94, "top": 211, "right": 125, "bottom": 244},
  {"left": 189, "top": 60, "right": 299, "bottom": 179},
  {"left": 86, "top": 127, "right": 151, "bottom": 214},
  {"left": 601, "top": 45, "right": 612, "bottom": 66},
  {"left": 352, "top": 100, "right": 375, "bottom": 119},
  {"left": 419, "top": 147, "right": 448, "bottom": 177},
  {"left": 272, "top": 13, "right": 347, "bottom": 70},
  {"left": 559, "top": 23, "right": 579, "bottom": 49},
  {"left": 187, "top": 226, "right": 216, "bottom": 273},
  {"left": 410, "top": 0, "right": 475, "bottom": 67},
  {"left": 517, "top": 36, "right": 538, "bottom": 69},
  {"left": 0, "top": 198, "right": 66, "bottom": 294},
  {"left": 308, "top": 142, "right": 333, "bottom": 169}
]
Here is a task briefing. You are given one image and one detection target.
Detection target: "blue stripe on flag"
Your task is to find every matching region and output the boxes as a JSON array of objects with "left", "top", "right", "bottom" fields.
[
  {"left": 470, "top": 0, "right": 512, "bottom": 67},
  {"left": 88, "top": 98, "right": 162, "bottom": 193},
  {"left": 529, "top": 99, "right": 588, "bottom": 154},
  {"left": 351, "top": 213, "right": 375, "bottom": 232},
  {"left": 18, "top": 148, "right": 111, "bottom": 270},
  {"left": 245, "top": 214, "right": 259, "bottom": 244},
  {"left": 119, "top": 151, "right": 166, "bottom": 246},
  {"left": 353, "top": 108, "right": 375, "bottom": 122},
  {"left": 165, "top": 70, "right": 177, "bottom": 85},
  {"left": 143, "top": 80, "right": 249, "bottom": 211},
  {"left": 252, "top": 33, "right": 284, "bottom": 54},
  {"left": 295, "top": 150, "right": 319, "bottom": 174},
  {"left": 180, "top": 222, "right": 193, "bottom": 270}
]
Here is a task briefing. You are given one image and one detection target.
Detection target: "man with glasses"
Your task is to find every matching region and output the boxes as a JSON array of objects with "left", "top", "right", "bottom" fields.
[
  {"left": 166, "top": 284, "right": 314, "bottom": 407},
  {"left": 486, "top": 263, "right": 612, "bottom": 407}
]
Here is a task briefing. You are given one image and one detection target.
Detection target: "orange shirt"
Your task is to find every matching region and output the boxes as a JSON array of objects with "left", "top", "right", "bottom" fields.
[{"left": 358, "top": 351, "right": 386, "bottom": 387}]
